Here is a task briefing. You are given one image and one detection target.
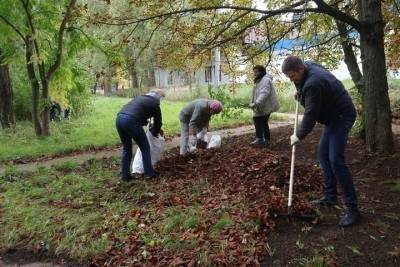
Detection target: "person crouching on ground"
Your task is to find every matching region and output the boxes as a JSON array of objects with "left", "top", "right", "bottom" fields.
[
  {"left": 282, "top": 55, "right": 360, "bottom": 227},
  {"left": 250, "top": 65, "right": 280, "bottom": 146},
  {"left": 179, "top": 99, "right": 223, "bottom": 155},
  {"left": 115, "top": 90, "right": 164, "bottom": 182}
]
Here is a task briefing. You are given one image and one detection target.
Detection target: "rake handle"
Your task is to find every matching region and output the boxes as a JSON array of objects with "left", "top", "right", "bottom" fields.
[{"left": 288, "top": 100, "right": 299, "bottom": 211}]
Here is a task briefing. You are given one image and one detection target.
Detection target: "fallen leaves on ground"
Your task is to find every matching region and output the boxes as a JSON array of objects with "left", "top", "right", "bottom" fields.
[{"left": 92, "top": 134, "right": 323, "bottom": 266}]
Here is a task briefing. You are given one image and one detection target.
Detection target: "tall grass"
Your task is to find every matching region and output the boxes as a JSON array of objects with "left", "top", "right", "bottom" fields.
[{"left": 164, "top": 82, "right": 300, "bottom": 114}]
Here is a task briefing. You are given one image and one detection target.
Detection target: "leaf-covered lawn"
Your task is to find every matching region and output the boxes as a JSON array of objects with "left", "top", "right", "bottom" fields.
[{"left": 0, "top": 134, "right": 322, "bottom": 266}]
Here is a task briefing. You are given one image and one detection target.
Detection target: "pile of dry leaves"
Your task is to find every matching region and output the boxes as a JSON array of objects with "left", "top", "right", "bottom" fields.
[{"left": 93, "top": 134, "right": 323, "bottom": 266}]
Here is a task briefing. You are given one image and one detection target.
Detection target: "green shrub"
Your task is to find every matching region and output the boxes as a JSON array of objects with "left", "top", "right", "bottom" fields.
[{"left": 208, "top": 85, "right": 244, "bottom": 119}]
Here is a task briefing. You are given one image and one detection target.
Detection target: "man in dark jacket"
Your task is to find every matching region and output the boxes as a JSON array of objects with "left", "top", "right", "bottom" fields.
[
  {"left": 116, "top": 90, "right": 164, "bottom": 181},
  {"left": 282, "top": 55, "right": 359, "bottom": 227}
]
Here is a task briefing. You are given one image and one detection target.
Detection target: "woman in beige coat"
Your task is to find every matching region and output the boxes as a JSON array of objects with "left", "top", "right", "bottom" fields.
[{"left": 250, "top": 65, "right": 280, "bottom": 146}]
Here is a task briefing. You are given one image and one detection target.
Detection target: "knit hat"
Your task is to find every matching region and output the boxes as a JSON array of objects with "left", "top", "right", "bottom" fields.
[{"left": 209, "top": 100, "right": 223, "bottom": 114}]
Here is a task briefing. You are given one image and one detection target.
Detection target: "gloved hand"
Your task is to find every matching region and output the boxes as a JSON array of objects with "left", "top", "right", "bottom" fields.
[
  {"left": 189, "top": 134, "right": 197, "bottom": 147},
  {"left": 196, "top": 129, "right": 207, "bottom": 140},
  {"left": 196, "top": 139, "right": 208, "bottom": 149},
  {"left": 189, "top": 127, "right": 196, "bottom": 135},
  {"left": 290, "top": 134, "right": 300, "bottom": 146},
  {"left": 149, "top": 124, "right": 158, "bottom": 137},
  {"left": 249, "top": 103, "right": 256, "bottom": 109}
]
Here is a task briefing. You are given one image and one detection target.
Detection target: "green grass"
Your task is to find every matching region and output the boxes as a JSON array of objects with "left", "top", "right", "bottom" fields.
[
  {"left": 0, "top": 157, "right": 248, "bottom": 261},
  {"left": 212, "top": 215, "right": 234, "bottom": 233},
  {"left": 0, "top": 96, "right": 255, "bottom": 162},
  {"left": 0, "top": 158, "right": 125, "bottom": 259},
  {"left": 164, "top": 82, "right": 301, "bottom": 114}
]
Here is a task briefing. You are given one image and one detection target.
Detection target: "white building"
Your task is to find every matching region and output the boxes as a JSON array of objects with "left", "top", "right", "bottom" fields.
[{"left": 153, "top": 52, "right": 231, "bottom": 89}]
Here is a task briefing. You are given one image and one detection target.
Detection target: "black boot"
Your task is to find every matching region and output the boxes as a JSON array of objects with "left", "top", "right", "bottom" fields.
[
  {"left": 121, "top": 175, "right": 134, "bottom": 182},
  {"left": 250, "top": 138, "right": 267, "bottom": 146},
  {"left": 145, "top": 171, "right": 160, "bottom": 180},
  {"left": 310, "top": 196, "right": 338, "bottom": 206},
  {"left": 338, "top": 210, "right": 360, "bottom": 227}
]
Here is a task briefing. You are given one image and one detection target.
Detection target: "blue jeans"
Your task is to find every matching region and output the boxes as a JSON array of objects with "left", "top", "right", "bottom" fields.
[
  {"left": 115, "top": 113, "right": 155, "bottom": 178},
  {"left": 318, "top": 114, "right": 358, "bottom": 211}
]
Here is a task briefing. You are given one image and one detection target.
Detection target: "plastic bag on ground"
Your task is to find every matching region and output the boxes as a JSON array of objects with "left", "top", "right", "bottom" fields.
[
  {"left": 193, "top": 133, "right": 222, "bottom": 150},
  {"left": 206, "top": 134, "right": 222, "bottom": 148},
  {"left": 132, "top": 131, "right": 166, "bottom": 174}
]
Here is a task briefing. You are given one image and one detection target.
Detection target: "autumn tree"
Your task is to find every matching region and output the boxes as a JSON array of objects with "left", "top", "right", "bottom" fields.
[
  {"left": 0, "top": 49, "right": 16, "bottom": 129},
  {"left": 0, "top": 0, "right": 78, "bottom": 136},
  {"left": 89, "top": 0, "right": 395, "bottom": 153}
]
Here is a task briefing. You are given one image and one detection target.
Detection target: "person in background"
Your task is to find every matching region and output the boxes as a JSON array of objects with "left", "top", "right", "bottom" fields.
[
  {"left": 179, "top": 99, "right": 223, "bottom": 155},
  {"left": 282, "top": 55, "right": 359, "bottom": 227},
  {"left": 250, "top": 65, "right": 280, "bottom": 146},
  {"left": 115, "top": 89, "right": 164, "bottom": 181}
]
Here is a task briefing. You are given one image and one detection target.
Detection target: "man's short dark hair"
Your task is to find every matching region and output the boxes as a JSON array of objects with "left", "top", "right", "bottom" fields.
[
  {"left": 253, "top": 65, "right": 266, "bottom": 75},
  {"left": 282, "top": 55, "right": 304, "bottom": 73}
]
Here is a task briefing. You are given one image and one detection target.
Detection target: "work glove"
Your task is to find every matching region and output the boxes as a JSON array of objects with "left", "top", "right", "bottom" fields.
[
  {"left": 290, "top": 134, "right": 300, "bottom": 146},
  {"left": 294, "top": 91, "right": 300, "bottom": 100},
  {"left": 148, "top": 123, "right": 157, "bottom": 137},
  {"left": 189, "top": 134, "right": 197, "bottom": 147},
  {"left": 196, "top": 128, "right": 207, "bottom": 140},
  {"left": 196, "top": 139, "right": 208, "bottom": 149},
  {"left": 249, "top": 102, "right": 256, "bottom": 109},
  {"left": 189, "top": 127, "right": 196, "bottom": 135}
]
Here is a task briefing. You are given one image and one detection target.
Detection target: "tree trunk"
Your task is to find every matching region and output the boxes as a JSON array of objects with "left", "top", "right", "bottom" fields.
[
  {"left": 92, "top": 74, "right": 99, "bottom": 94},
  {"left": 131, "top": 70, "right": 138, "bottom": 88},
  {"left": 0, "top": 51, "right": 16, "bottom": 129},
  {"left": 149, "top": 69, "right": 156, "bottom": 87},
  {"left": 104, "top": 65, "right": 113, "bottom": 96},
  {"left": 358, "top": 0, "right": 393, "bottom": 153},
  {"left": 130, "top": 68, "right": 140, "bottom": 97},
  {"left": 41, "top": 81, "right": 50, "bottom": 136},
  {"left": 335, "top": 19, "right": 365, "bottom": 139},
  {"left": 189, "top": 72, "right": 193, "bottom": 98},
  {"left": 92, "top": 80, "right": 98, "bottom": 94},
  {"left": 25, "top": 42, "right": 42, "bottom": 136}
]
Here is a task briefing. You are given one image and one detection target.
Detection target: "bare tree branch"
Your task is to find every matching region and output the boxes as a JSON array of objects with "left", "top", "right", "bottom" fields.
[
  {"left": 0, "top": 14, "right": 27, "bottom": 44},
  {"left": 46, "top": 0, "right": 77, "bottom": 80},
  {"left": 204, "top": 10, "right": 252, "bottom": 48},
  {"left": 313, "top": 0, "right": 361, "bottom": 31},
  {"left": 20, "top": 0, "right": 46, "bottom": 84},
  {"left": 115, "top": 17, "right": 169, "bottom": 77},
  {"left": 92, "top": 3, "right": 317, "bottom": 26}
]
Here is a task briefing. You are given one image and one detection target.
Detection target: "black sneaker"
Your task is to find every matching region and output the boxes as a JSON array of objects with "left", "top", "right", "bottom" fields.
[
  {"left": 121, "top": 175, "right": 134, "bottom": 182},
  {"left": 338, "top": 210, "right": 360, "bottom": 227},
  {"left": 250, "top": 138, "right": 267, "bottom": 146},
  {"left": 310, "top": 196, "right": 338, "bottom": 206},
  {"left": 145, "top": 172, "right": 160, "bottom": 180}
]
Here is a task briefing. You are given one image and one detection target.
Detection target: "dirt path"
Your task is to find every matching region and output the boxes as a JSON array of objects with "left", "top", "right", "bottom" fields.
[{"left": 0, "top": 121, "right": 291, "bottom": 176}]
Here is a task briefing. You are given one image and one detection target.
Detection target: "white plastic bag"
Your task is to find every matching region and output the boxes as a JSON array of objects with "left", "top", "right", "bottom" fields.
[
  {"left": 132, "top": 131, "right": 165, "bottom": 174},
  {"left": 206, "top": 134, "right": 221, "bottom": 148}
]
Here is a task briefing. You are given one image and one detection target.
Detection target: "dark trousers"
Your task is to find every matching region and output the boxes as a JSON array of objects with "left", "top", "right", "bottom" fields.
[
  {"left": 253, "top": 114, "right": 271, "bottom": 140},
  {"left": 116, "top": 113, "right": 155, "bottom": 178},
  {"left": 318, "top": 114, "right": 358, "bottom": 211}
]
